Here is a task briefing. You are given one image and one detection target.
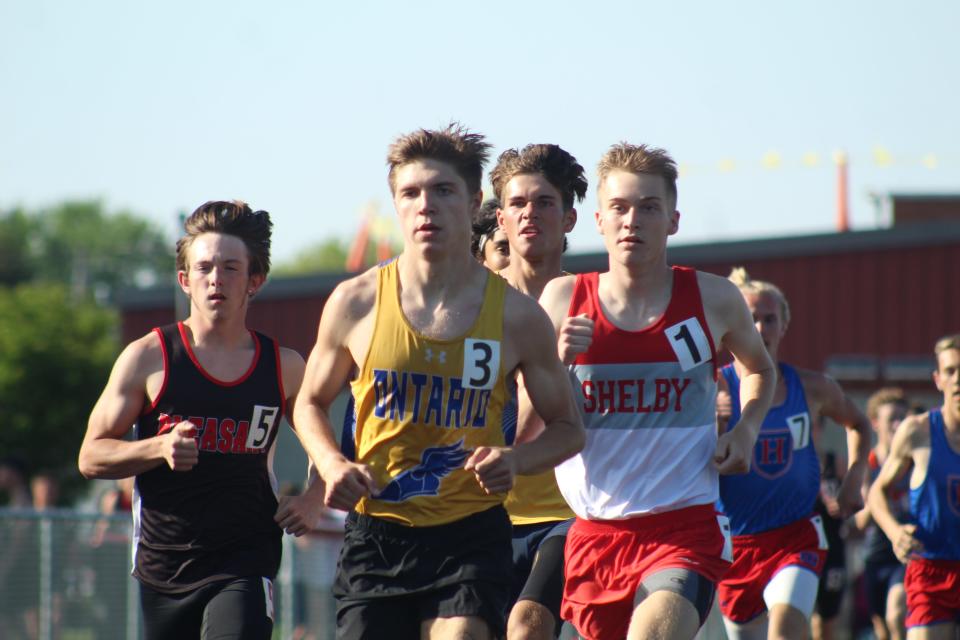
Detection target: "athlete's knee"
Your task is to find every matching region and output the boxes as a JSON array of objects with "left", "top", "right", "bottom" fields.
[{"left": 507, "top": 600, "right": 555, "bottom": 640}]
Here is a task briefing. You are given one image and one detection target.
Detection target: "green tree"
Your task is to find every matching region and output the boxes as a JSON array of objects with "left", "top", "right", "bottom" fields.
[
  {"left": 0, "top": 284, "right": 117, "bottom": 502},
  {"left": 0, "top": 208, "right": 36, "bottom": 286},
  {"left": 273, "top": 238, "right": 351, "bottom": 275},
  {"left": 1, "top": 200, "right": 173, "bottom": 301}
]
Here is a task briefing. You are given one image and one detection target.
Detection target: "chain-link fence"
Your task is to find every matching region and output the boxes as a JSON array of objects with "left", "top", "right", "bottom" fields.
[{"left": 0, "top": 508, "right": 340, "bottom": 640}]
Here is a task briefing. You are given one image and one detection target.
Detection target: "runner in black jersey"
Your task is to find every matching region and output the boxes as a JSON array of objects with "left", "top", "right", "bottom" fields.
[{"left": 80, "top": 201, "right": 322, "bottom": 640}]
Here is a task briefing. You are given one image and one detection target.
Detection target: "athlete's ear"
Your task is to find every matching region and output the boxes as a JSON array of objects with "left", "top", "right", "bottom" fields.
[
  {"left": 471, "top": 190, "right": 483, "bottom": 214},
  {"left": 176, "top": 270, "right": 190, "bottom": 294},
  {"left": 668, "top": 210, "right": 680, "bottom": 236},
  {"left": 595, "top": 209, "right": 603, "bottom": 233},
  {"left": 563, "top": 207, "right": 577, "bottom": 233},
  {"left": 247, "top": 273, "right": 266, "bottom": 297}
]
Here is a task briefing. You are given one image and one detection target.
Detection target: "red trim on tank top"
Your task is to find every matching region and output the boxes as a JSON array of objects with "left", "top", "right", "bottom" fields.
[
  {"left": 274, "top": 339, "right": 286, "bottom": 422},
  {"left": 176, "top": 321, "right": 261, "bottom": 387},
  {"left": 569, "top": 267, "right": 718, "bottom": 376},
  {"left": 142, "top": 327, "right": 170, "bottom": 416}
]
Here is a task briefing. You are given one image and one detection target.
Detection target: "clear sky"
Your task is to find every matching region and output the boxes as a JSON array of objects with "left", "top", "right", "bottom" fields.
[{"left": 3, "top": 0, "right": 958, "bottom": 263}]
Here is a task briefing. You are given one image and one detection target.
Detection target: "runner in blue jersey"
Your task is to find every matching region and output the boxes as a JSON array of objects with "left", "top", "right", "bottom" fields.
[
  {"left": 716, "top": 268, "right": 871, "bottom": 640},
  {"left": 868, "top": 334, "right": 960, "bottom": 640}
]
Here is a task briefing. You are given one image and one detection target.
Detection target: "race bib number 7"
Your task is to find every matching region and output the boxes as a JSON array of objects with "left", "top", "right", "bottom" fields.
[{"left": 462, "top": 339, "right": 500, "bottom": 390}]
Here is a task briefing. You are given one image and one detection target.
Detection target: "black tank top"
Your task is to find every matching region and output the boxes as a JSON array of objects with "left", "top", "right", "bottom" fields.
[{"left": 133, "top": 323, "right": 284, "bottom": 593}]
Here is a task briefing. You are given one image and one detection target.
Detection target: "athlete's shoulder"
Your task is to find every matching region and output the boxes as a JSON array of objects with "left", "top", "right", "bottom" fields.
[
  {"left": 794, "top": 366, "right": 836, "bottom": 397},
  {"left": 538, "top": 273, "right": 578, "bottom": 320},
  {"left": 898, "top": 412, "right": 932, "bottom": 450},
  {"left": 694, "top": 269, "right": 741, "bottom": 307},
  {"left": 504, "top": 283, "right": 553, "bottom": 330},
  {"left": 325, "top": 265, "right": 379, "bottom": 322}
]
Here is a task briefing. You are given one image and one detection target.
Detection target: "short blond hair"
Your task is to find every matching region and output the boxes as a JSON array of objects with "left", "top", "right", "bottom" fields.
[
  {"left": 934, "top": 333, "right": 960, "bottom": 356},
  {"left": 866, "top": 387, "right": 908, "bottom": 421},
  {"left": 728, "top": 267, "right": 791, "bottom": 326},
  {"left": 596, "top": 143, "right": 678, "bottom": 206}
]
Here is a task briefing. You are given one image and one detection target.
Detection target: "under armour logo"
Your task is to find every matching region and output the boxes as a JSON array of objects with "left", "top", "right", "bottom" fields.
[{"left": 425, "top": 348, "right": 446, "bottom": 364}]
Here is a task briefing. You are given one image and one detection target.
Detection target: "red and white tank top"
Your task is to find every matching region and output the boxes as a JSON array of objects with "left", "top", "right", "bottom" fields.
[{"left": 555, "top": 266, "right": 719, "bottom": 519}]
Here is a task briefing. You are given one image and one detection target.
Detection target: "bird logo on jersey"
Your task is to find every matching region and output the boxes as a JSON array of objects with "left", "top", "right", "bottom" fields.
[{"left": 375, "top": 439, "right": 471, "bottom": 503}]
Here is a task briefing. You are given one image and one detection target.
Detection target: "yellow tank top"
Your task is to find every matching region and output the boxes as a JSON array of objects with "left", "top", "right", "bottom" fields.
[
  {"left": 505, "top": 471, "right": 574, "bottom": 525},
  {"left": 350, "top": 259, "right": 512, "bottom": 526}
]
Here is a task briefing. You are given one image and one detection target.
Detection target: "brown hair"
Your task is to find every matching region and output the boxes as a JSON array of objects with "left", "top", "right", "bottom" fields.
[
  {"left": 866, "top": 387, "right": 908, "bottom": 421},
  {"left": 489, "top": 144, "right": 588, "bottom": 211},
  {"left": 386, "top": 123, "right": 491, "bottom": 196},
  {"left": 934, "top": 333, "right": 960, "bottom": 356},
  {"left": 597, "top": 143, "right": 678, "bottom": 206},
  {"left": 175, "top": 200, "right": 272, "bottom": 277},
  {"left": 728, "top": 267, "right": 791, "bottom": 326}
]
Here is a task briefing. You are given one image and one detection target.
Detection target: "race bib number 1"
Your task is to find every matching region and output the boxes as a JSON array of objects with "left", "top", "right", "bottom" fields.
[{"left": 665, "top": 317, "right": 711, "bottom": 371}]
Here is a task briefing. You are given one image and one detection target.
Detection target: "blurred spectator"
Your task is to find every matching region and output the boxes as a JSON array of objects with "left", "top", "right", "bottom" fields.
[
  {"left": 812, "top": 451, "right": 848, "bottom": 640},
  {"left": 290, "top": 479, "right": 345, "bottom": 640},
  {"left": 0, "top": 456, "right": 32, "bottom": 507}
]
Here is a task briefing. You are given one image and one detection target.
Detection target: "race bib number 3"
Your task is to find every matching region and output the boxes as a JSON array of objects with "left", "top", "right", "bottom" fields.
[
  {"left": 462, "top": 339, "right": 500, "bottom": 390},
  {"left": 246, "top": 405, "right": 280, "bottom": 450}
]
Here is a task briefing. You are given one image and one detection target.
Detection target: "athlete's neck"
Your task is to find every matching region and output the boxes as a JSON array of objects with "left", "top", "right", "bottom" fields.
[
  {"left": 397, "top": 251, "right": 485, "bottom": 302},
  {"left": 941, "top": 402, "right": 960, "bottom": 432},
  {"left": 605, "top": 261, "right": 672, "bottom": 298},
  {"left": 181, "top": 316, "right": 252, "bottom": 350},
  {"left": 500, "top": 253, "right": 563, "bottom": 299}
]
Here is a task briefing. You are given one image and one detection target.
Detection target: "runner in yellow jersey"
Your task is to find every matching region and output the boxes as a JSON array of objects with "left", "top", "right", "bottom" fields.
[
  {"left": 489, "top": 143, "right": 587, "bottom": 639},
  {"left": 292, "top": 124, "right": 585, "bottom": 640}
]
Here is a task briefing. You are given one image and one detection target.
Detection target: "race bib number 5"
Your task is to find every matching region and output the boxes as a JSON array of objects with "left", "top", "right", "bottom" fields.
[
  {"left": 246, "top": 405, "right": 280, "bottom": 450},
  {"left": 462, "top": 339, "right": 500, "bottom": 390}
]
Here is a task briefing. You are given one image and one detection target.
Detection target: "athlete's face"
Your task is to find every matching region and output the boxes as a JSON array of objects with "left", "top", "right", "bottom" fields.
[
  {"left": 481, "top": 227, "right": 510, "bottom": 272},
  {"left": 497, "top": 173, "right": 575, "bottom": 262},
  {"left": 393, "top": 159, "right": 479, "bottom": 260},
  {"left": 933, "top": 348, "right": 960, "bottom": 414},
  {"left": 743, "top": 291, "right": 787, "bottom": 360},
  {"left": 595, "top": 171, "right": 678, "bottom": 266},
  {"left": 873, "top": 402, "right": 908, "bottom": 446},
  {"left": 178, "top": 232, "right": 260, "bottom": 320}
]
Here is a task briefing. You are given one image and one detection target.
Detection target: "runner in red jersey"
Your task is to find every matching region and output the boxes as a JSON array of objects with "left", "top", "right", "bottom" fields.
[{"left": 539, "top": 143, "right": 777, "bottom": 640}]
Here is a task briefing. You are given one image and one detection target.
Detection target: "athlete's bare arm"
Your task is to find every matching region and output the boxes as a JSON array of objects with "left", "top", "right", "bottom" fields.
[
  {"left": 867, "top": 413, "right": 929, "bottom": 562},
  {"left": 513, "top": 275, "right": 588, "bottom": 443},
  {"left": 698, "top": 272, "right": 776, "bottom": 474},
  {"left": 802, "top": 370, "right": 872, "bottom": 517},
  {"left": 465, "top": 286, "right": 585, "bottom": 494},
  {"left": 273, "top": 347, "right": 327, "bottom": 537},
  {"left": 80, "top": 333, "right": 199, "bottom": 479},
  {"left": 292, "top": 272, "right": 379, "bottom": 512}
]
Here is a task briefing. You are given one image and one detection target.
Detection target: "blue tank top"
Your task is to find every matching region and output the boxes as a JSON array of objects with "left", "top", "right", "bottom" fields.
[
  {"left": 718, "top": 363, "right": 821, "bottom": 535},
  {"left": 910, "top": 408, "right": 960, "bottom": 560}
]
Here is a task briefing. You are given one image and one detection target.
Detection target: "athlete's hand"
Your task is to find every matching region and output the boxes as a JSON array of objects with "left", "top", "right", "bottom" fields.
[
  {"left": 892, "top": 523, "right": 923, "bottom": 564},
  {"left": 274, "top": 492, "right": 324, "bottom": 537},
  {"left": 464, "top": 447, "right": 516, "bottom": 495},
  {"left": 161, "top": 422, "right": 199, "bottom": 472},
  {"left": 320, "top": 457, "right": 378, "bottom": 511},
  {"left": 835, "top": 474, "right": 864, "bottom": 518},
  {"left": 714, "top": 428, "right": 752, "bottom": 474},
  {"left": 558, "top": 314, "right": 594, "bottom": 365}
]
